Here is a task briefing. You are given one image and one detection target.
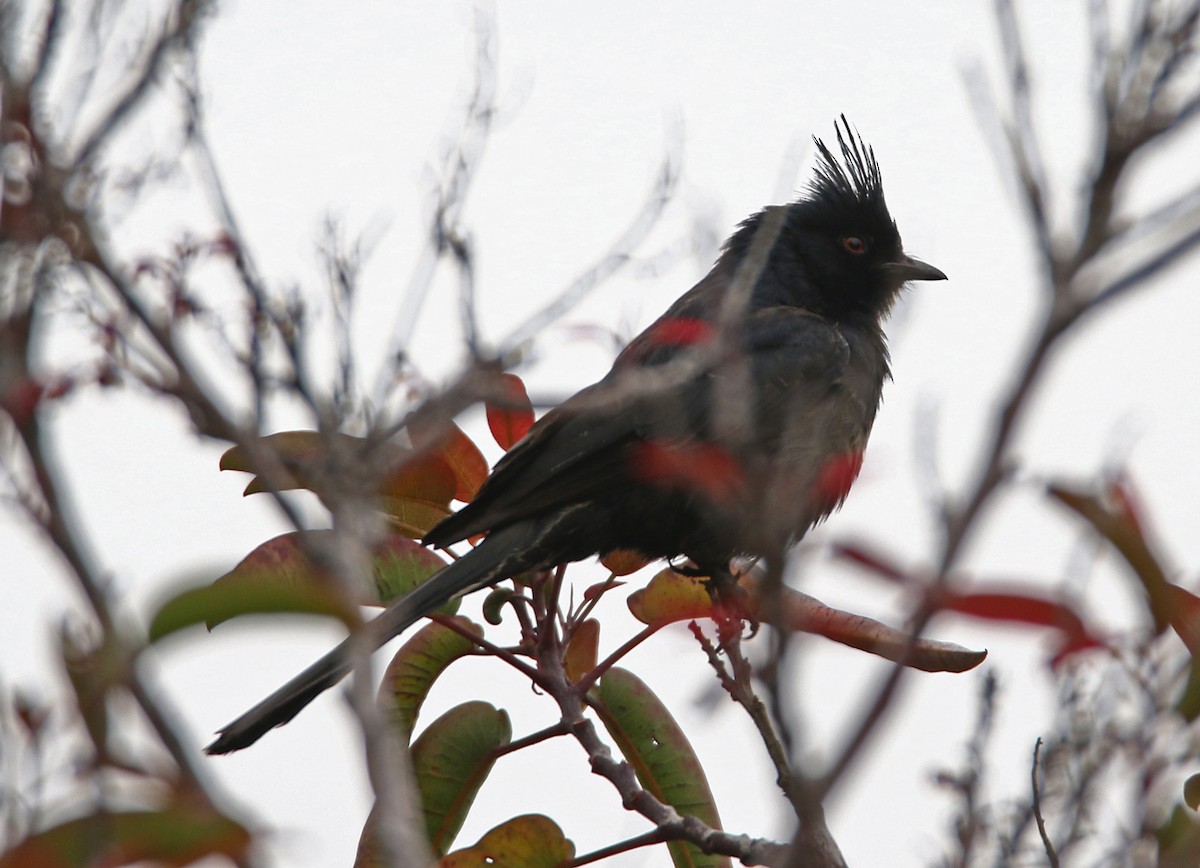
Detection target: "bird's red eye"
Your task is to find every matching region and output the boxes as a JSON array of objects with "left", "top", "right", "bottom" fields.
[{"left": 843, "top": 236, "right": 867, "bottom": 255}]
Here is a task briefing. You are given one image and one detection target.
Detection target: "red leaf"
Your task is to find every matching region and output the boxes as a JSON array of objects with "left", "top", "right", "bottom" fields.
[
  {"left": 1168, "top": 583, "right": 1200, "bottom": 657},
  {"left": 583, "top": 579, "right": 625, "bottom": 602},
  {"left": 942, "top": 590, "right": 1105, "bottom": 664},
  {"left": 485, "top": 373, "right": 535, "bottom": 451},
  {"left": 0, "top": 377, "right": 43, "bottom": 425},
  {"left": 832, "top": 542, "right": 912, "bottom": 585},
  {"left": 1049, "top": 482, "right": 1171, "bottom": 633},
  {"left": 628, "top": 440, "right": 746, "bottom": 503}
]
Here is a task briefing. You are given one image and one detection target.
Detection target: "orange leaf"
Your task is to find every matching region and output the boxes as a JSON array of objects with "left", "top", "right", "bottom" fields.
[
  {"left": 600, "top": 549, "right": 651, "bottom": 577},
  {"left": 423, "top": 422, "right": 489, "bottom": 503},
  {"left": 380, "top": 452, "right": 457, "bottom": 507},
  {"left": 565, "top": 619, "right": 600, "bottom": 683}
]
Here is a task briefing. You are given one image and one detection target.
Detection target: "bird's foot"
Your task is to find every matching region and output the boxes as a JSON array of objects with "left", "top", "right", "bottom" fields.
[{"left": 702, "top": 570, "right": 758, "bottom": 643}]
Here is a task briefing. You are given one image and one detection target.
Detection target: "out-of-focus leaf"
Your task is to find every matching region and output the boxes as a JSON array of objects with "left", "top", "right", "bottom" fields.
[
  {"left": 221, "top": 427, "right": 488, "bottom": 505},
  {"left": 412, "top": 701, "right": 512, "bottom": 854},
  {"left": 0, "top": 804, "right": 250, "bottom": 867},
  {"left": 595, "top": 668, "right": 729, "bottom": 868},
  {"left": 485, "top": 373, "right": 535, "bottom": 451},
  {"left": 380, "top": 617, "right": 483, "bottom": 739},
  {"left": 440, "top": 815, "right": 574, "bottom": 867},
  {"left": 601, "top": 548, "right": 651, "bottom": 577},
  {"left": 220, "top": 430, "right": 325, "bottom": 475},
  {"left": 149, "top": 581, "right": 352, "bottom": 642},
  {"left": 627, "top": 567, "right": 715, "bottom": 625},
  {"left": 1156, "top": 803, "right": 1200, "bottom": 866},
  {"left": 831, "top": 541, "right": 914, "bottom": 585},
  {"left": 222, "top": 430, "right": 354, "bottom": 495},
  {"left": 410, "top": 420, "right": 490, "bottom": 503},
  {"left": 1178, "top": 659, "right": 1200, "bottom": 721},
  {"left": 1049, "top": 483, "right": 1172, "bottom": 632},
  {"left": 943, "top": 590, "right": 1104, "bottom": 665},
  {"left": 380, "top": 452, "right": 457, "bottom": 507},
  {"left": 152, "top": 531, "right": 454, "bottom": 638},
  {"left": 1168, "top": 583, "right": 1200, "bottom": 658},
  {"left": 565, "top": 619, "right": 599, "bottom": 683},
  {"left": 382, "top": 496, "right": 454, "bottom": 539},
  {"left": 205, "top": 531, "right": 368, "bottom": 618}
]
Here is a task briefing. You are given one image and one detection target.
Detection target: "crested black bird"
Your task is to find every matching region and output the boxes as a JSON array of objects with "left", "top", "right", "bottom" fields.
[{"left": 206, "top": 118, "right": 946, "bottom": 754}]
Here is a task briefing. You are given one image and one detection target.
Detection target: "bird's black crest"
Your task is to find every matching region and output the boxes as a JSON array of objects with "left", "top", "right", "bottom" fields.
[{"left": 806, "top": 115, "right": 889, "bottom": 225}]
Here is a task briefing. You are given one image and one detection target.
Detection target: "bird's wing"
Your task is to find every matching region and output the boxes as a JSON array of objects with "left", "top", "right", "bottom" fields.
[{"left": 424, "top": 307, "right": 852, "bottom": 547}]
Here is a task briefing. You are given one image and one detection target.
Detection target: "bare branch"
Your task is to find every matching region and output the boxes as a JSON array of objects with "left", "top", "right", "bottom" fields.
[{"left": 73, "top": 0, "right": 211, "bottom": 168}]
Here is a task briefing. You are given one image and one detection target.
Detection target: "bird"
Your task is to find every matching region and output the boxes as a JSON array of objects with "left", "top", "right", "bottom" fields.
[{"left": 206, "top": 117, "right": 946, "bottom": 755}]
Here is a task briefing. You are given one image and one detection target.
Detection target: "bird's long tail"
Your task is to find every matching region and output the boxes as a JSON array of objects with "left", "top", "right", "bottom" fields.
[{"left": 205, "top": 524, "right": 530, "bottom": 754}]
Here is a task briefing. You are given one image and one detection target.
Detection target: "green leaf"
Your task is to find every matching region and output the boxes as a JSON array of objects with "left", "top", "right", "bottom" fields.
[
  {"left": 595, "top": 668, "right": 729, "bottom": 868},
  {"left": 370, "top": 535, "right": 453, "bottom": 605},
  {"left": 380, "top": 618, "right": 483, "bottom": 739},
  {"left": 0, "top": 804, "right": 250, "bottom": 867},
  {"left": 440, "top": 814, "right": 574, "bottom": 867},
  {"left": 150, "top": 530, "right": 455, "bottom": 640},
  {"left": 149, "top": 579, "right": 351, "bottom": 642},
  {"left": 204, "top": 531, "right": 362, "bottom": 622},
  {"left": 1178, "top": 658, "right": 1200, "bottom": 721},
  {"left": 413, "top": 701, "right": 512, "bottom": 854},
  {"left": 220, "top": 430, "right": 327, "bottom": 474},
  {"left": 355, "top": 701, "right": 511, "bottom": 863},
  {"left": 1156, "top": 803, "right": 1200, "bottom": 862},
  {"left": 481, "top": 587, "right": 517, "bottom": 625}
]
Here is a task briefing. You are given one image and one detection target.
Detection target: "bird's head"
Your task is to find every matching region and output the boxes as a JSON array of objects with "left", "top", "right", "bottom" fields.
[{"left": 727, "top": 117, "right": 946, "bottom": 323}]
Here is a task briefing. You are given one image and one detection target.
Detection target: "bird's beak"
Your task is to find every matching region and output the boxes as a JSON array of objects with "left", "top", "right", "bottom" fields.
[{"left": 881, "top": 254, "right": 947, "bottom": 283}]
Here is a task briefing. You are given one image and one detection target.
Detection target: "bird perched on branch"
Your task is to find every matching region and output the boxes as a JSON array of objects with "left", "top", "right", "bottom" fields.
[{"left": 207, "top": 117, "right": 945, "bottom": 755}]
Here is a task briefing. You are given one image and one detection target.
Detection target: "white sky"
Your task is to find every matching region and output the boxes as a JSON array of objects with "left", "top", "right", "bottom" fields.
[{"left": 5, "top": 1, "right": 1200, "bottom": 866}]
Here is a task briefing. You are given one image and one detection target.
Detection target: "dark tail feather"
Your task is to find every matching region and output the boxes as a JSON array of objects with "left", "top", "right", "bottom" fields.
[{"left": 205, "top": 526, "right": 527, "bottom": 754}]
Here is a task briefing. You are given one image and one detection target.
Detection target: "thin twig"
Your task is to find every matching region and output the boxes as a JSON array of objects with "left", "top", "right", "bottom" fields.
[{"left": 1031, "top": 737, "right": 1061, "bottom": 867}]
